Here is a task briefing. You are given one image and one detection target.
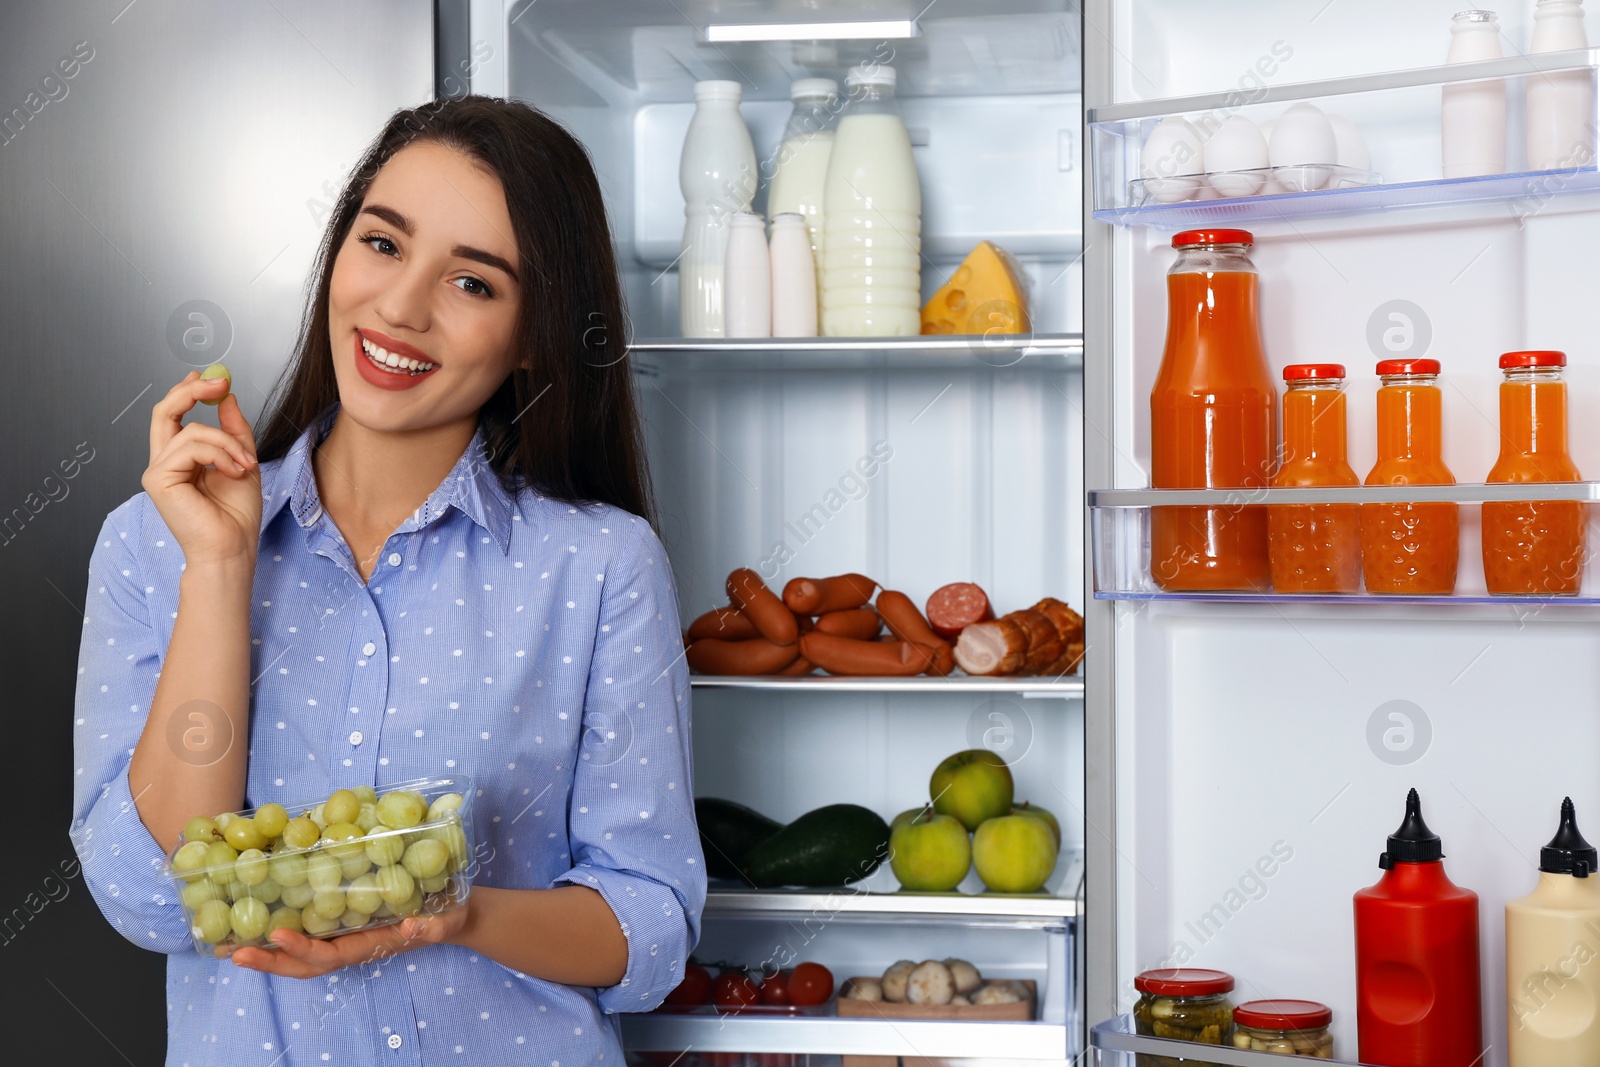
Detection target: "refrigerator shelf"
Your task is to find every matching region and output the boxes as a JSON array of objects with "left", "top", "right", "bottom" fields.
[
  {"left": 690, "top": 674, "right": 1084, "bottom": 696},
  {"left": 1091, "top": 1013, "right": 1368, "bottom": 1066},
  {"left": 630, "top": 334, "right": 1083, "bottom": 375},
  {"left": 1087, "top": 48, "right": 1600, "bottom": 227},
  {"left": 621, "top": 1014, "right": 1072, "bottom": 1058}
]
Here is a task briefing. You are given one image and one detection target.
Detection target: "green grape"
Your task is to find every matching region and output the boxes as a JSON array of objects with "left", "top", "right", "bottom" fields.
[
  {"left": 244, "top": 877, "right": 281, "bottom": 905},
  {"left": 376, "top": 864, "right": 415, "bottom": 906},
  {"left": 310, "top": 889, "right": 346, "bottom": 920},
  {"left": 223, "top": 816, "right": 268, "bottom": 852},
  {"left": 181, "top": 879, "right": 225, "bottom": 910},
  {"left": 419, "top": 873, "right": 450, "bottom": 895},
  {"left": 204, "top": 842, "right": 238, "bottom": 886},
  {"left": 344, "top": 874, "right": 383, "bottom": 915},
  {"left": 268, "top": 852, "right": 308, "bottom": 887},
  {"left": 267, "top": 907, "right": 303, "bottom": 935},
  {"left": 234, "top": 848, "right": 269, "bottom": 886},
  {"left": 301, "top": 907, "right": 340, "bottom": 936},
  {"left": 171, "top": 840, "right": 212, "bottom": 883},
  {"left": 198, "top": 362, "right": 232, "bottom": 406},
  {"left": 324, "top": 789, "right": 361, "bottom": 826},
  {"left": 426, "top": 793, "right": 464, "bottom": 821},
  {"left": 305, "top": 853, "right": 342, "bottom": 891},
  {"left": 392, "top": 890, "right": 425, "bottom": 917},
  {"left": 191, "top": 899, "right": 233, "bottom": 944},
  {"left": 183, "top": 816, "right": 223, "bottom": 844},
  {"left": 376, "top": 790, "right": 426, "bottom": 830},
  {"left": 308, "top": 803, "right": 327, "bottom": 830},
  {"left": 422, "top": 819, "right": 470, "bottom": 872},
  {"left": 339, "top": 909, "right": 371, "bottom": 931},
  {"left": 364, "top": 828, "right": 405, "bottom": 867},
  {"left": 355, "top": 802, "right": 380, "bottom": 833},
  {"left": 226, "top": 880, "right": 249, "bottom": 903},
  {"left": 230, "top": 897, "right": 270, "bottom": 941},
  {"left": 214, "top": 812, "right": 238, "bottom": 832},
  {"left": 253, "top": 803, "right": 289, "bottom": 840},
  {"left": 320, "top": 821, "right": 365, "bottom": 859},
  {"left": 401, "top": 839, "right": 448, "bottom": 880},
  {"left": 279, "top": 881, "right": 315, "bottom": 909},
  {"left": 338, "top": 852, "right": 371, "bottom": 881},
  {"left": 372, "top": 899, "right": 396, "bottom": 919},
  {"left": 281, "top": 816, "right": 320, "bottom": 850},
  {"left": 353, "top": 784, "right": 378, "bottom": 805}
]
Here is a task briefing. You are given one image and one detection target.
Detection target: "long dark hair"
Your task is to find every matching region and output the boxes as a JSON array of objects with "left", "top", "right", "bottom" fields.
[{"left": 254, "top": 95, "right": 654, "bottom": 527}]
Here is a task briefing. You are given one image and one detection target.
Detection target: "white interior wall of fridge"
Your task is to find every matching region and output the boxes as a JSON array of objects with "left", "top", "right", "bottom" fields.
[{"left": 1104, "top": 1, "right": 1600, "bottom": 1062}]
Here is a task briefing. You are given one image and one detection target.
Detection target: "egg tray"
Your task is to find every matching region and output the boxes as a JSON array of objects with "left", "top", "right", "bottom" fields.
[{"left": 1128, "top": 164, "right": 1378, "bottom": 207}]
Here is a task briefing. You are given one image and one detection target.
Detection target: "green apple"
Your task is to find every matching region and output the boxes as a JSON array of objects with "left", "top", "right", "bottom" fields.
[
  {"left": 972, "top": 814, "right": 1058, "bottom": 893},
  {"left": 930, "top": 749, "right": 1014, "bottom": 832},
  {"left": 1010, "top": 801, "right": 1061, "bottom": 849},
  {"left": 889, "top": 809, "right": 972, "bottom": 892}
]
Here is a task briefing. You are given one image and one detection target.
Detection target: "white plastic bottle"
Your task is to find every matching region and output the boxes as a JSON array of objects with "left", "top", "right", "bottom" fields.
[
  {"left": 1528, "top": 0, "right": 1595, "bottom": 171},
  {"left": 723, "top": 213, "right": 771, "bottom": 338},
  {"left": 769, "top": 213, "right": 817, "bottom": 337},
  {"left": 821, "top": 64, "right": 922, "bottom": 337},
  {"left": 1442, "top": 10, "right": 1508, "bottom": 178},
  {"left": 679, "top": 80, "right": 757, "bottom": 337}
]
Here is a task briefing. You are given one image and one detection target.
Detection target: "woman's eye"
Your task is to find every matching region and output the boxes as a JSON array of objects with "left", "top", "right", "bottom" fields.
[
  {"left": 454, "top": 276, "right": 493, "bottom": 298},
  {"left": 361, "top": 234, "right": 399, "bottom": 257}
]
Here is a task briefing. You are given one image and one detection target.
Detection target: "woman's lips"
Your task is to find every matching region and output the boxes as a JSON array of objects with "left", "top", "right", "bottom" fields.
[{"left": 352, "top": 330, "right": 439, "bottom": 391}]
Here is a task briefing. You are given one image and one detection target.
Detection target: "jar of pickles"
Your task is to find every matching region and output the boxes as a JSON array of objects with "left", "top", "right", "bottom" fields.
[
  {"left": 1232, "top": 1000, "right": 1335, "bottom": 1058},
  {"left": 1133, "top": 968, "right": 1235, "bottom": 1065}
]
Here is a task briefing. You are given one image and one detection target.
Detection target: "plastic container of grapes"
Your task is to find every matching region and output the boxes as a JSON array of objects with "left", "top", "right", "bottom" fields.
[{"left": 163, "top": 776, "right": 477, "bottom": 957}]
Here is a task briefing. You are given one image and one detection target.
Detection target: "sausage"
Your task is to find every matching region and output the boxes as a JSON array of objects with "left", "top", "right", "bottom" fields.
[
  {"left": 813, "top": 607, "right": 883, "bottom": 641},
  {"left": 925, "top": 583, "right": 993, "bottom": 641},
  {"left": 800, "top": 632, "right": 933, "bottom": 677},
  {"left": 953, "top": 617, "right": 1028, "bottom": 676},
  {"left": 796, "top": 613, "right": 815, "bottom": 633},
  {"left": 927, "top": 642, "right": 956, "bottom": 677},
  {"left": 775, "top": 656, "right": 815, "bottom": 677},
  {"left": 685, "top": 606, "right": 759, "bottom": 642},
  {"left": 1013, "top": 608, "right": 1064, "bottom": 673},
  {"left": 726, "top": 568, "right": 799, "bottom": 645},
  {"left": 782, "top": 574, "right": 877, "bottom": 615},
  {"left": 687, "top": 637, "right": 800, "bottom": 676},
  {"left": 876, "top": 591, "right": 952, "bottom": 652}
]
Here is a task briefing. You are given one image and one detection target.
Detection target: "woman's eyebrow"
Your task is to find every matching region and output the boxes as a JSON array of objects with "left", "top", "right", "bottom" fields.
[{"left": 358, "top": 203, "right": 520, "bottom": 285}]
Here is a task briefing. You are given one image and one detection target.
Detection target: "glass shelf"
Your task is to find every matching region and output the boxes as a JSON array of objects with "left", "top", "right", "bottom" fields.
[
  {"left": 1087, "top": 48, "right": 1600, "bottom": 228},
  {"left": 630, "top": 334, "right": 1082, "bottom": 375},
  {"left": 622, "top": 1014, "right": 1072, "bottom": 1058},
  {"left": 1091, "top": 484, "right": 1600, "bottom": 604},
  {"left": 690, "top": 673, "right": 1084, "bottom": 696},
  {"left": 1092, "top": 1014, "right": 1366, "bottom": 1066}
]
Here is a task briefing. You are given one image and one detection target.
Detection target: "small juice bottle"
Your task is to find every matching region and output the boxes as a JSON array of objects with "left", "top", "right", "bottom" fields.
[
  {"left": 1483, "top": 350, "right": 1586, "bottom": 595},
  {"left": 1269, "top": 363, "right": 1362, "bottom": 593},
  {"left": 1361, "top": 358, "right": 1459, "bottom": 595}
]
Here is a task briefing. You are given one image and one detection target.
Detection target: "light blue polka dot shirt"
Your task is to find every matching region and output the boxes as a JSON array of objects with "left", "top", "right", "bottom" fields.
[{"left": 69, "top": 401, "right": 704, "bottom": 1066}]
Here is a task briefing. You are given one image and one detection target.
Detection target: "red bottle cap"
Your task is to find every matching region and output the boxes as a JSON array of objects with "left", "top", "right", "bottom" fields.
[
  {"left": 1234, "top": 1000, "right": 1334, "bottom": 1030},
  {"left": 1499, "top": 350, "right": 1566, "bottom": 368},
  {"left": 1283, "top": 363, "right": 1346, "bottom": 381},
  {"left": 1132, "top": 969, "right": 1235, "bottom": 996},
  {"left": 1172, "top": 229, "right": 1253, "bottom": 248},
  {"left": 1375, "top": 358, "right": 1441, "bottom": 376}
]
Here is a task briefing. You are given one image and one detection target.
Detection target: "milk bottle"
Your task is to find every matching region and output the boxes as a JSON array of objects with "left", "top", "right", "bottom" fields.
[
  {"left": 679, "top": 80, "right": 756, "bottom": 337},
  {"left": 1527, "top": 0, "right": 1596, "bottom": 171},
  {"left": 821, "top": 64, "right": 922, "bottom": 336},
  {"left": 767, "top": 78, "right": 837, "bottom": 321}
]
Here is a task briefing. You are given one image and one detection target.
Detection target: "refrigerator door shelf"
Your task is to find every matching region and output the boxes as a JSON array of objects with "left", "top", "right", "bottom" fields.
[{"left": 1091, "top": 1013, "right": 1370, "bottom": 1067}]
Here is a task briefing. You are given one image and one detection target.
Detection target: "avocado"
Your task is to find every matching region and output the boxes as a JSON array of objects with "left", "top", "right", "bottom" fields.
[
  {"left": 695, "top": 797, "right": 783, "bottom": 880},
  {"left": 739, "top": 803, "right": 891, "bottom": 888}
]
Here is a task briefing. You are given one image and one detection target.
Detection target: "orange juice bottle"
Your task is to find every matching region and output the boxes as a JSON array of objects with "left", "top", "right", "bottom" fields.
[
  {"left": 1483, "top": 350, "right": 1586, "bottom": 595},
  {"left": 1269, "top": 364, "right": 1362, "bottom": 593},
  {"left": 1150, "top": 229, "right": 1277, "bottom": 591},
  {"left": 1361, "top": 358, "right": 1459, "bottom": 594}
]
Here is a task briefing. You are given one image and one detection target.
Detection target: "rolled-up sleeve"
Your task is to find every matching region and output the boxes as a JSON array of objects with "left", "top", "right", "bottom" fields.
[
  {"left": 553, "top": 516, "right": 704, "bottom": 1013},
  {"left": 69, "top": 495, "right": 194, "bottom": 954}
]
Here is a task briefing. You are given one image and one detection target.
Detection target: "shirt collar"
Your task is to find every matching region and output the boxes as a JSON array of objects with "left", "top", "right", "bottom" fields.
[{"left": 260, "top": 402, "right": 515, "bottom": 554}]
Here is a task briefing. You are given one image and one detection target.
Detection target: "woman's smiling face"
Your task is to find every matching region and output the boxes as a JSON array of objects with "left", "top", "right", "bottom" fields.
[{"left": 327, "top": 140, "right": 522, "bottom": 432}]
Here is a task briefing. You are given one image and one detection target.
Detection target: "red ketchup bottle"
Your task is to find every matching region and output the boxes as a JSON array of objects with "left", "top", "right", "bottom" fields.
[{"left": 1354, "top": 788, "right": 1483, "bottom": 1067}]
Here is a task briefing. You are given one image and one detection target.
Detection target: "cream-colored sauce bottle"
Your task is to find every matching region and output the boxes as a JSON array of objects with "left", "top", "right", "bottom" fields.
[{"left": 1507, "top": 797, "right": 1600, "bottom": 1066}]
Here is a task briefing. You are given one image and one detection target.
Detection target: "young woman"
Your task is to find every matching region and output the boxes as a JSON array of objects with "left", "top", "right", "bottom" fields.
[{"left": 70, "top": 96, "right": 704, "bottom": 1065}]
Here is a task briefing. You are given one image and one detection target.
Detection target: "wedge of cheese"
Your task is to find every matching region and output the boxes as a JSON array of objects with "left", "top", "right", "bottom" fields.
[{"left": 920, "top": 240, "right": 1031, "bottom": 336}]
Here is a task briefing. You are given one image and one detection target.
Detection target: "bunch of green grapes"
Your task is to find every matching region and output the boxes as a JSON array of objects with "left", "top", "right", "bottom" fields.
[{"left": 168, "top": 786, "right": 471, "bottom": 953}]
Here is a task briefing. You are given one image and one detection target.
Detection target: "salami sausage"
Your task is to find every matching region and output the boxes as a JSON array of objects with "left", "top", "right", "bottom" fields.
[
  {"left": 687, "top": 637, "right": 800, "bottom": 676},
  {"left": 685, "top": 606, "right": 759, "bottom": 642},
  {"left": 813, "top": 607, "right": 882, "bottom": 640},
  {"left": 876, "top": 590, "right": 952, "bottom": 651},
  {"left": 925, "top": 582, "right": 993, "bottom": 641},
  {"left": 782, "top": 573, "right": 877, "bottom": 615},
  {"left": 799, "top": 632, "right": 931, "bottom": 677},
  {"left": 726, "top": 568, "right": 799, "bottom": 645}
]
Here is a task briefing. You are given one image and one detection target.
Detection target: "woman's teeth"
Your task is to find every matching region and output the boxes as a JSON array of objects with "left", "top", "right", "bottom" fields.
[{"left": 361, "top": 336, "right": 438, "bottom": 375}]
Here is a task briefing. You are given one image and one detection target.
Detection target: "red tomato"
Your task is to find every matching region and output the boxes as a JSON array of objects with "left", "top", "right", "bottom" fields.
[
  {"left": 786, "top": 962, "right": 834, "bottom": 1006},
  {"left": 759, "top": 970, "right": 792, "bottom": 1007},
  {"left": 664, "top": 964, "right": 714, "bottom": 1007},
  {"left": 712, "top": 971, "right": 761, "bottom": 1014}
]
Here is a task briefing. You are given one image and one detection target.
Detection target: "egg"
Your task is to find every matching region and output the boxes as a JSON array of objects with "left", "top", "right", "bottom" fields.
[
  {"left": 1204, "top": 116, "right": 1269, "bottom": 198},
  {"left": 1140, "top": 116, "right": 1205, "bottom": 203},
  {"left": 1269, "top": 102, "right": 1337, "bottom": 192},
  {"left": 1326, "top": 113, "right": 1370, "bottom": 187}
]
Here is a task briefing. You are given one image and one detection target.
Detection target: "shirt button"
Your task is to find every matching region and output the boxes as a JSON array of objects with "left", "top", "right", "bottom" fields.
[
  {"left": 349, "top": 731, "right": 364, "bottom": 746},
  {"left": 388, "top": 552, "right": 402, "bottom": 567},
  {"left": 362, "top": 641, "right": 377, "bottom": 656},
  {"left": 387, "top": 1034, "right": 403, "bottom": 1049}
]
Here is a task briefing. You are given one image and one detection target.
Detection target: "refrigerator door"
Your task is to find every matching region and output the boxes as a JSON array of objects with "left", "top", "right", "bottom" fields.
[{"left": 2, "top": 1, "right": 432, "bottom": 1058}]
